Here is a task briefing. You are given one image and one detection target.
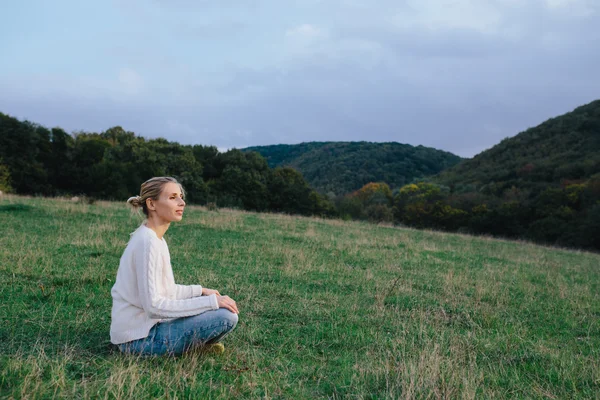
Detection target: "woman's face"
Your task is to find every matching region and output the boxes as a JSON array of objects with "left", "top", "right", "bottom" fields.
[{"left": 148, "top": 182, "right": 186, "bottom": 223}]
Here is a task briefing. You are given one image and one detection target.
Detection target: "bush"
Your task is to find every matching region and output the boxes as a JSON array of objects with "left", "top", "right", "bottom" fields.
[
  {"left": 578, "top": 203, "right": 600, "bottom": 249},
  {"left": 365, "top": 204, "right": 393, "bottom": 223},
  {"left": 336, "top": 195, "right": 364, "bottom": 220}
]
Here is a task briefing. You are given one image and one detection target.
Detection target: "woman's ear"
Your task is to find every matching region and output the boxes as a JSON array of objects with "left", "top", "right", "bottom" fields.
[{"left": 146, "top": 198, "right": 155, "bottom": 211}]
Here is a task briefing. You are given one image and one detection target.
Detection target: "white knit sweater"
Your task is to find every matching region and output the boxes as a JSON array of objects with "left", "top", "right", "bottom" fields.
[{"left": 110, "top": 224, "right": 219, "bottom": 344}]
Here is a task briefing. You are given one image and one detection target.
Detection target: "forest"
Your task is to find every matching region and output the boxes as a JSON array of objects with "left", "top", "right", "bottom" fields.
[
  {"left": 243, "top": 141, "right": 462, "bottom": 195},
  {"left": 336, "top": 101, "right": 600, "bottom": 251},
  {"left": 0, "top": 112, "right": 335, "bottom": 217},
  {"left": 1, "top": 99, "right": 599, "bottom": 251}
]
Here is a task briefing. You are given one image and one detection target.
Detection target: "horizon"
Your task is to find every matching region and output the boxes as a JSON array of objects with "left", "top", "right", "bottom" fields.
[
  {"left": 6, "top": 98, "right": 591, "bottom": 160},
  {"left": 0, "top": 106, "right": 501, "bottom": 159}
]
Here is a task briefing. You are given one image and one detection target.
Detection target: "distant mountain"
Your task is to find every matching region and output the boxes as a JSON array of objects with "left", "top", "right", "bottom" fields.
[
  {"left": 435, "top": 100, "right": 600, "bottom": 193},
  {"left": 242, "top": 142, "right": 463, "bottom": 195}
]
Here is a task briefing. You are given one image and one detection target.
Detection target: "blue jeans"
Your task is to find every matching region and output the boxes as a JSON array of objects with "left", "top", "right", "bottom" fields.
[{"left": 118, "top": 309, "right": 238, "bottom": 356}]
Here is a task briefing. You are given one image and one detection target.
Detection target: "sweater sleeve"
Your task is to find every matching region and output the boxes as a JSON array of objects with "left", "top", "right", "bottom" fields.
[
  {"left": 136, "top": 237, "right": 218, "bottom": 319},
  {"left": 174, "top": 284, "right": 203, "bottom": 299}
]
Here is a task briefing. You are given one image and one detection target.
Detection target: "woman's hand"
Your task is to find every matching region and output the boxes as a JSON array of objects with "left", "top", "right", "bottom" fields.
[
  {"left": 202, "top": 288, "right": 221, "bottom": 296},
  {"left": 217, "top": 295, "right": 239, "bottom": 314}
]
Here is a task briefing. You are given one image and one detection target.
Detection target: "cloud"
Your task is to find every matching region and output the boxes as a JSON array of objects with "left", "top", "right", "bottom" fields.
[
  {"left": 285, "top": 24, "right": 325, "bottom": 39},
  {"left": 118, "top": 68, "right": 144, "bottom": 95},
  {"left": 390, "top": 0, "right": 503, "bottom": 34},
  {"left": 545, "top": 0, "right": 597, "bottom": 16},
  {"left": 284, "top": 24, "right": 328, "bottom": 57}
]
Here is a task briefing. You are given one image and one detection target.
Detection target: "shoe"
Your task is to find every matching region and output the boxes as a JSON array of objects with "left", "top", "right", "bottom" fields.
[{"left": 204, "top": 343, "right": 225, "bottom": 354}]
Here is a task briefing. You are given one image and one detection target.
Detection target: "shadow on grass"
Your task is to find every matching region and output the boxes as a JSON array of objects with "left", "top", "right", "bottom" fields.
[{"left": 0, "top": 204, "right": 34, "bottom": 212}]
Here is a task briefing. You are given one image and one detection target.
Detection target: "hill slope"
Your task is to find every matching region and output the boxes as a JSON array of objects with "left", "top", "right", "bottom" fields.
[
  {"left": 435, "top": 100, "right": 600, "bottom": 192},
  {"left": 2, "top": 195, "right": 599, "bottom": 398},
  {"left": 243, "top": 141, "right": 463, "bottom": 195}
]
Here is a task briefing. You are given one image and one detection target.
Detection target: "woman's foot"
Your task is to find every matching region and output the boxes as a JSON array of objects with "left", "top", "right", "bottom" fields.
[{"left": 203, "top": 343, "right": 225, "bottom": 354}]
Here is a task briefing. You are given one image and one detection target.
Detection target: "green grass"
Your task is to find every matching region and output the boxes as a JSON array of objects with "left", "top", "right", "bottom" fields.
[{"left": 1, "top": 194, "right": 599, "bottom": 399}]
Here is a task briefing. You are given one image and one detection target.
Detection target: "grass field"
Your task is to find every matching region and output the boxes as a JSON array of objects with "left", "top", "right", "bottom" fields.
[{"left": 0, "top": 194, "right": 599, "bottom": 399}]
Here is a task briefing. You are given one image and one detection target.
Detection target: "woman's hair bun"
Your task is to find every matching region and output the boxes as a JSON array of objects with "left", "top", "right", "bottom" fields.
[{"left": 127, "top": 196, "right": 142, "bottom": 208}]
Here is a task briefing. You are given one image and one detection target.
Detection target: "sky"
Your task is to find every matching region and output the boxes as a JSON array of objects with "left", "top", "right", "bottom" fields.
[{"left": 0, "top": 0, "right": 599, "bottom": 158}]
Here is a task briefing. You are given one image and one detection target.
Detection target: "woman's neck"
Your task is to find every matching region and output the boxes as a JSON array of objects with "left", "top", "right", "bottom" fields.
[{"left": 145, "top": 216, "right": 170, "bottom": 239}]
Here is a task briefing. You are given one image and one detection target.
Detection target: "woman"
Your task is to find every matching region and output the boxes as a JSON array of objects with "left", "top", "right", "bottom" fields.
[{"left": 110, "top": 176, "right": 239, "bottom": 356}]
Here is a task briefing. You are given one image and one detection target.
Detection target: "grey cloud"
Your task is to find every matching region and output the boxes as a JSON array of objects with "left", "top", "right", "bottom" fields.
[{"left": 3, "top": 0, "right": 599, "bottom": 158}]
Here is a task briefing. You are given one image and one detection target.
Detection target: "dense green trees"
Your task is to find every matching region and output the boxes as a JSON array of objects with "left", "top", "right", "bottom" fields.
[
  {"left": 0, "top": 117, "right": 49, "bottom": 194},
  {"left": 243, "top": 141, "right": 463, "bottom": 195},
  {"left": 436, "top": 100, "right": 600, "bottom": 190},
  {"left": 335, "top": 182, "right": 394, "bottom": 222},
  {"left": 421, "top": 100, "right": 600, "bottom": 250},
  {"left": 325, "top": 101, "right": 600, "bottom": 251},
  {"left": 0, "top": 160, "right": 11, "bottom": 192},
  {"left": 0, "top": 113, "right": 334, "bottom": 217},
  {"left": 2, "top": 97, "right": 599, "bottom": 251},
  {"left": 333, "top": 176, "right": 599, "bottom": 251}
]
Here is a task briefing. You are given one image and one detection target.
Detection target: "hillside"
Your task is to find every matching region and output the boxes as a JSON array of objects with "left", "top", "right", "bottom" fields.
[
  {"left": 435, "top": 100, "right": 600, "bottom": 192},
  {"left": 2, "top": 194, "right": 599, "bottom": 398},
  {"left": 399, "top": 99, "right": 600, "bottom": 250},
  {"left": 243, "top": 142, "right": 463, "bottom": 195}
]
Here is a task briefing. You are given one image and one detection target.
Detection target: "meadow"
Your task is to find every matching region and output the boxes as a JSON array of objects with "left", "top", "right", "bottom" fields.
[{"left": 0, "top": 195, "right": 598, "bottom": 399}]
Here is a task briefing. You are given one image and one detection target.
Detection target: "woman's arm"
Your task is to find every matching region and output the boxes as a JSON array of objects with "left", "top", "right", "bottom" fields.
[
  {"left": 173, "top": 283, "right": 204, "bottom": 299},
  {"left": 172, "top": 285, "right": 220, "bottom": 299}
]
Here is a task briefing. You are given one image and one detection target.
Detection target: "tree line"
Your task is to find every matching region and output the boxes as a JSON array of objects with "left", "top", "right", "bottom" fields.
[
  {"left": 243, "top": 141, "right": 463, "bottom": 195},
  {"left": 2, "top": 101, "right": 599, "bottom": 252},
  {"left": 336, "top": 179, "right": 600, "bottom": 251},
  {"left": 336, "top": 100, "right": 600, "bottom": 251},
  {"left": 0, "top": 112, "right": 335, "bottom": 217}
]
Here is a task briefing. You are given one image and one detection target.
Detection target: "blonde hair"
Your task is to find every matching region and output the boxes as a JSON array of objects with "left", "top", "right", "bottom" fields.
[{"left": 127, "top": 177, "right": 185, "bottom": 216}]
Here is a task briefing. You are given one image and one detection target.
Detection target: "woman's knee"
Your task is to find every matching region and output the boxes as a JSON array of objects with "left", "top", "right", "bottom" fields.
[{"left": 215, "top": 308, "right": 238, "bottom": 328}]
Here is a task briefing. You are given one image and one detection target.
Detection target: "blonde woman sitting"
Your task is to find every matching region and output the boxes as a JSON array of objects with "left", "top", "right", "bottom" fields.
[{"left": 110, "top": 177, "right": 239, "bottom": 356}]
